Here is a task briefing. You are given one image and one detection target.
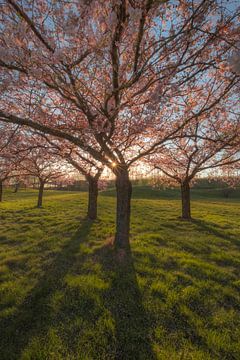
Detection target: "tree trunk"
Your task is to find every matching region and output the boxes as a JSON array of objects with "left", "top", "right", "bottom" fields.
[
  {"left": 0, "top": 180, "right": 3, "bottom": 202},
  {"left": 114, "top": 166, "right": 132, "bottom": 250},
  {"left": 37, "top": 180, "right": 44, "bottom": 208},
  {"left": 87, "top": 177, "right": 98, "bottom": 220},
  {"left": 181, "top": 180, "right": 191, "bottom": 220},
  {"left": 13, "top": 183, "right": 19, "bottom": 193}
]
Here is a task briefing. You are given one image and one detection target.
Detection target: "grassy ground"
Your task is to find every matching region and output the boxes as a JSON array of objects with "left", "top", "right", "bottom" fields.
[{"left": 0, "top": 187, "right": 239, "bottom": 360}]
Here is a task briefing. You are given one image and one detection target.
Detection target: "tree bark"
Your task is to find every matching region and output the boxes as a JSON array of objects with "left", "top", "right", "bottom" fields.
[
  {"left": 87, "top": 177, "right": 98, "bottom": 220},
  {"left": 0, "top": 180, "right": 3, "bottom": 202},
  {"left": 114, "top": 166, "right": 132, "bottom": 250},
  {"left": 181, "top": 180, "right": 191, "bottom": 220},
  {"left": 37, "top": 180, "right": 44, "bottom": 208}
]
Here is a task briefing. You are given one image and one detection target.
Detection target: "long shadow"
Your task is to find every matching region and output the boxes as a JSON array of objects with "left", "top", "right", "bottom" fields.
[
  {"left": 192, "top": 218, "right": 240, "bottom": 246},
  {"left": 0, "top": 219, "right": 93, "bottom": 360},
  {"left": 94, "top": 244, "right": 156, "bottom": 360}
]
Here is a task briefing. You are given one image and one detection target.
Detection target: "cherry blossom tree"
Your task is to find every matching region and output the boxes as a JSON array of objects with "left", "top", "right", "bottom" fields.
[
  {"left": 18, "top": 148, "right": 67, "bottom": 208},
  {"left": 7, "top": 125, "right": 104, "bottom": 218},
  {"left": 64, "top": 154, "right": 103, "bottom": 220},
  {"left": 41, "top": 136, "right": 104, "bottom": 220},
  {"left": 0, "top": 0, "right": 239, "bottom": 249},
  {"left": 150, "top": 116, "right": 240, "bottom": 219}
]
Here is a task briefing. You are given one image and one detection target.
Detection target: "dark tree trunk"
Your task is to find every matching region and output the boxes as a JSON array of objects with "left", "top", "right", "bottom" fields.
[
  {"left": 13, "top": 183, "right": 19, "bottom": 193},
  {"left": 87, "top": 177, "right": 98, "bottom": 220},
  {"left": 37, "top": 180, "right": 44, "bottom": 208},
  {"left": 0, "top": 180, "right": 3, "bottom": 202},
  {"left": 114, "top": 166, "right": 132, "bottom": 250},
  {"left": 181, "top": 180, "right": 191, "bottom": 220}
]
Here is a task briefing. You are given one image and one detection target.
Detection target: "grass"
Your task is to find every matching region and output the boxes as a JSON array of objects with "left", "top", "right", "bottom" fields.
[{"left": 0, "top": 187, "right": 240, "bottom": 359}]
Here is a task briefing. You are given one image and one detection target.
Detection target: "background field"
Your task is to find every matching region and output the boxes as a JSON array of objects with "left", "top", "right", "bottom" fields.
[{"left": 0, "top": 187, "right": 240, "bottom": 360}]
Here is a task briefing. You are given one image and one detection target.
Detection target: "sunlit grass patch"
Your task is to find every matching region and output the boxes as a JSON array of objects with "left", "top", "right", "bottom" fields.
[{"left": 0, "top": 187, "right": 239, "bottom": 359}]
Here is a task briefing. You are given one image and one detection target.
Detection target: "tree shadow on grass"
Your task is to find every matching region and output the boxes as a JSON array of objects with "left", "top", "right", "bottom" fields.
[
  {"left": 0, "top": 236, "right": 22, "bottom": 247},
  {"left": 94, "top": 244, "right": 157, "bottom": 360},
  {"left": 0, "top": 219, "right": 93, "bottom": 360},
  {"left": 192, "top": 218, "right": 240, "bottom": 246}
]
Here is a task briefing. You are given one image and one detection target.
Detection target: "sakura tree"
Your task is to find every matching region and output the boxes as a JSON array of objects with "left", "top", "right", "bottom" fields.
[
  {"left": 61, "top": 153, "right": 103, "bottom": 221},
  {"left": 41, "top": 136, "right": 104, "bottom": 220},
  {"left": 150, "top": 116, "right": 240, "bottom": 220},
  {"left": 0, "top": 0, "right": 239, "bottom": 248},
  {"left": 18, "top": 147, "right": 67, "bottom": 208},
  {"left": 10, "top": 126, "right": 104, "bottom": 218}
]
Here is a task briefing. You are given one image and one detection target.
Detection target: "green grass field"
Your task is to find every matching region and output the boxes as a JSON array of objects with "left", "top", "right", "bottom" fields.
[{"left": 0, "top": 187, "right": 240, "bottom": 360}]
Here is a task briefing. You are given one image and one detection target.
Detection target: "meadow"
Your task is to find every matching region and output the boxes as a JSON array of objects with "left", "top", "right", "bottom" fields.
[{"left": 0, "top": 187, "right": 239, "bottom": 360}]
